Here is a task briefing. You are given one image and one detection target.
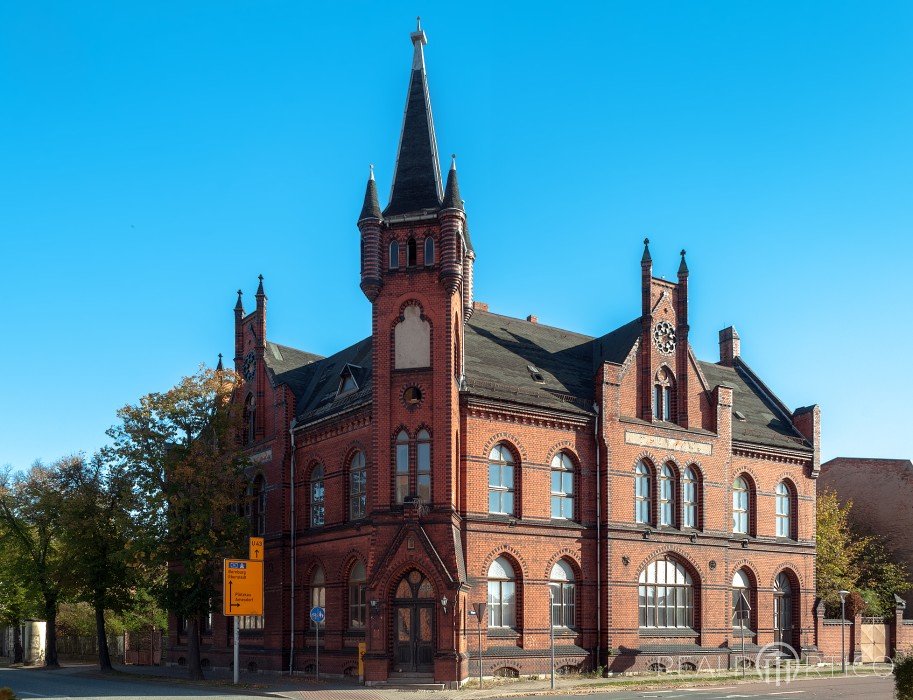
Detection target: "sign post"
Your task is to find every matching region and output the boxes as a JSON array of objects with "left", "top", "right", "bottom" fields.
[
  {"left": 472, "top": 602, "right": 486, "bottom": 689},
  {"left": 733, "top": 591, "right": 752, "bottom": 679},
  {"left": 223, "top": 553, "right": 264, "bottom": 685},
  {"left": 249, "top": 537, "right": 264, "bottom": 561},
  {"left": 310, "top": 606, "right": 325, "bottom": 681}
]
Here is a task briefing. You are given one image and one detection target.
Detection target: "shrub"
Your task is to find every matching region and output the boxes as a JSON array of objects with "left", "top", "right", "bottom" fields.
[
  {"left": 895, "top": 650, "right": 913, "bottom": 700},
  {"left": 0, "top": 688, "right": 17, "bottom": 700}
]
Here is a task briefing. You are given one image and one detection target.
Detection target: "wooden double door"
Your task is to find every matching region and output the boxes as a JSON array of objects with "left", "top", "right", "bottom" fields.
[{"left": 393, "top": 571, "right": 435, "bottom": 673}]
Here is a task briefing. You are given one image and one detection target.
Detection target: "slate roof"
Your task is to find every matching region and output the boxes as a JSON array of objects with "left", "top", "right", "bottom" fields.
[
  {"left": 699, "top": 360, "right": 812, "bottom": 452},
  {"left": 265, "top": 311, "right": 808, "bottom": 454}
]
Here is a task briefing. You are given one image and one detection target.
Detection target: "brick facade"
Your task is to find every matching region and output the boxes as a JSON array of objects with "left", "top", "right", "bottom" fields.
[{"left": 166, "top": 25, "right": 821, "bottom": 684}]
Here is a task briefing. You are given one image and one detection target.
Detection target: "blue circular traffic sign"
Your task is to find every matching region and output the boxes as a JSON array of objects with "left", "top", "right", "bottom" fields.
[{"left": 310, "top": 606, "right": 325, "bottom": 623}]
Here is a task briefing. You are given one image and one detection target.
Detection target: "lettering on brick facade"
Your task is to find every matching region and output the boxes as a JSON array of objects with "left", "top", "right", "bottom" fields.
[
  {"left": 250, "top": 449, "right": 273, "bottom": 464},
  {"left": 624, "top": 431, "right": 712, "bottom": 456}
]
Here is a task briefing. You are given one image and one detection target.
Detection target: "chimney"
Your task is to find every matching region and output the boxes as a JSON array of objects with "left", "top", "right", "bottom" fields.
[
  {"left": 719, "top": 326, "right": 740, "bottom": 366},
  {"left": 473, "top": 301, "right": 489, "bottom": 313},
  {"left": 526, "top": 314, "right": 538, "bottom": 324}
]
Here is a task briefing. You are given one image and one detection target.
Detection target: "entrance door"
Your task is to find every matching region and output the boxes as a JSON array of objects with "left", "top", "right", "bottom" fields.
[
  {"left": 393, "top": 571, "right": 436, "bottom": 673},
  {"left": 773, "top": 573, "right": 793, "bottom": 650}
]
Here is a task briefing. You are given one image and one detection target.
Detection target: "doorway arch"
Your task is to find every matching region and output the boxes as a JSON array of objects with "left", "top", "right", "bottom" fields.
[{"left": 392, "top": 569, "right": 436, "bottom": 673}]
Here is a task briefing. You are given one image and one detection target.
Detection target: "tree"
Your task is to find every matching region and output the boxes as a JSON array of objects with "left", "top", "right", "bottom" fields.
[
  {"left": 816, "top": 489, "right": 909, "bottom": 617},
  {"left": 108, "top": 365, "right": 249, "bottom": 679},
  {"left": 55, "top": 452, "right": 145, "bottom": 671},
  {"left": 0, "top": 529, "right": 42, "bottom": 664},
  {"left": 0, "top": 460, "right": 78, "bottom": 667}
]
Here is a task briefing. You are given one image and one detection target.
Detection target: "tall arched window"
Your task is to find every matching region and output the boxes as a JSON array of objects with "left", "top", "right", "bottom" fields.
[
  {"left": 389, "top": 240, "right": 400, "bottom": 269},
  {"left": 488, "top": 444, "right": 515, "bottom": 515},
  {"left": 406, "top": 237, "right": 417, "bottom": 267},
  {"left": 487, "top": 557, "right": 516, "bottom": 628},
  {"left": 732, "top": 569, "right": 753, "bottom": 631},
  {"left": 682, "top": 466, "right": 698, "bottom": 529},
  {"left": 416, "top": 429, "right": 431, "bottom": 503},
  {"left": 732, "top": 476, "right": 750, "bottom": 534},
  {"left": 635, "top": 461, "right": 652, "bottom": 524},
  {"left": 248, "top": 475, "right": 266, "bottom": 536},
  {"left": 310, "top": 465, "right": 325, "bottom": 527},
  {"left": 395, "top": 431, "right": 409, "bottom": 504},
  {"left": 659, "top": 464, "right": 675, "bottom": 527},
  {"left": 549, "top": 560, "right": 576, "bottom": 628},
  {"left": 550, "top": 452, "right": 575, "bottom": 520},
  {"left": 775, "top": 481, "right": 792, "bottom": 539},
  {"left": 638, "top": 557, "right": 694, "bottom": 628},
  {"left": 244, "top": 393, "right": 255, "bottom": 445},
  {"left": 653, "top": 368, "right": 676, "bottom": 422},
  {"left": 423, "top": 236, "right": 434, "bottom": 266},
  {"left": 349, "top": 451, "right": 367, "bottom": 520},
  {"left": 348, "top": 561, "right": 366, "bottom": 630},
  {"left": 311, "top": 566, "right": 326, "bottom": 628}
]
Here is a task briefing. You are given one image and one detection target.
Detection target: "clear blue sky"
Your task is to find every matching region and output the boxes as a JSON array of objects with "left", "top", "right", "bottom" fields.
[{"left": 2, "top": 2, "right": 911, "bottom": 469}]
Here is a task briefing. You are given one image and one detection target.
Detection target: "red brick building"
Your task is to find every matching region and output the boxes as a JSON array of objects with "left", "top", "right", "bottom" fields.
[{"left": 167, "top": 24, "right": 822, "bottom": 684}]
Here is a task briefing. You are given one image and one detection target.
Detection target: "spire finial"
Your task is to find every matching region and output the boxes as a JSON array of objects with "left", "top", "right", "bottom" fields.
[
  {"left": 678, "top": 248, "right": 689, "bottom": 276},
  {"left": 416, "top": 15, "right": 421, "bottom": 31},
  {"left": 234, "top": 289, "right": 244, "bottom": 311},
  {"left": 450, "top": 154, "right": 457, "bottom": 171},
  {"left": 641, "top": 238, "right": 652, "bottom": 264},
  {"left": 369, "top": 163, "right": 375, "bottom": 181},
  {"left": 256, "top": 274, "right": 265, "bottom": 297},
  {"left": 216, "top": 353, "right": 224, "bottom": 371}
]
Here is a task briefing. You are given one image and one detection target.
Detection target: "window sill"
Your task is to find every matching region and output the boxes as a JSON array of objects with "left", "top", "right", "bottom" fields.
[
  {"left": 487, "top": 627, "right": 520, "bottom": 638},
  {"left": 639, "top": 628, "right": 698, "bottom": 637},
  {"left": 551, "top": 626, "right": 578, "bottom": 637},
  {"left": 345, "top": 628, "right": 366, "bottom": 636}
]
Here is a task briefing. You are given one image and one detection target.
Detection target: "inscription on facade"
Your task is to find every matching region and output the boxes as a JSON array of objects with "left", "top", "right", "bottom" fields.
[
  {"left": 250, "top": 449, "right": 273, "bottom": 464},
  {"left": 624, "top": 431, "right": 712, "bottom": 456}
]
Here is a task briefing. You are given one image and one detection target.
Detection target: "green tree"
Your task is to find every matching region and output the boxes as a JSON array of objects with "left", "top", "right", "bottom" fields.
[
  {"left": 0, "top": 460, "right": 78, "bottom": 667},
  {"left": 108, "top": 365, "right": 249, "bottom": 680},
  {"left": 55, "top": 453, "right": 145, "bottom": 671},
  {"left": 0, "top": 529, "right": 42, "bottom": 663}
]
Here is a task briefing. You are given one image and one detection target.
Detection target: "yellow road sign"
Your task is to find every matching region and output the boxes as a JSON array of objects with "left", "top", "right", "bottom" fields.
[
  {"left": 249, "top": 537, "right": 264, "bottom": 561},
  {"left": 223, "top": 559, "right": 263, "bottom": 616}
]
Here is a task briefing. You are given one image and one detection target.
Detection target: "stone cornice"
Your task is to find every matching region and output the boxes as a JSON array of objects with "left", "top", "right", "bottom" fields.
[
  {"left": 463, "top": 397, "right": 591, "bottom": 431},
  {"left": 732, "top": 441, "right": 813, "bottom": 467}
]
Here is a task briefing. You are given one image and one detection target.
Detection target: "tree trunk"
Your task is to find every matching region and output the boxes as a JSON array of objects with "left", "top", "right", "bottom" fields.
[
  {"left": 13, "top": 622, "right": 23, "bottom": 664},
  {"left": 43, "top": 597, "right": 59, "bottom": 668},
  {"left": 94, "top": 602, "right": 113, "bottom": 671},
  {"left": 186, "top": 616, "right": 203, "bottom": 680}
]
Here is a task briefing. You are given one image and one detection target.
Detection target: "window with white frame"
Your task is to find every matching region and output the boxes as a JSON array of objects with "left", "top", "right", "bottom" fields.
[
  {"left": 775, "top": 481, "right": 792, "bottom": 538},
  {"left": 732, "top": 569, "right": 752, "bottom": 630},
  {"left": 550, "top": 452, "right": 574, "bottom": 519},
  {"left": 732, "top": 476, "right": 749, "bottom": 534},
  {"left": 549, "top": 560, "right": 576, "bottom": 628},
  {"left": 487, "top": 557, "right": 516, "bottom": 628},
  {"left": 682, "top": 466, "right": 698, "bottom": 528},
  {"left": 349, "top": 451, "right": 366, "bottom": 520},
  {"left": 635, "top": 461, "right": 652, "bottom": 524},
  {"left": 348, "top": 561, "right": 366, "bottom": 629},
  {"left": 488, "top": 444, "right": 515, "bottom": 515},
  {"left": 659, "top": 464, "right": 675, "bottom": 527},
  {"left": 638, "top": 557, "right": 694, "bottom": 629}
]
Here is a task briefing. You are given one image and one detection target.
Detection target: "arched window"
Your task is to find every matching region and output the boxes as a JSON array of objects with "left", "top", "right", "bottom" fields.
[
  {"left": 732, "top": 476, "right": 749, "bottom": 534},
  {"left": 395, "top": 431, "right": 409, "bottom": 504},
  {"left": 773, "top": 572, "right": 793, "bottom": 645},
  {"left": 348, "top": 561, "right": 366, "bottom": 629},
  {"left": 487, "top": 557, "right": 516, "bottom": 628},
  {"left": 244, "top": 393, "right": 256, "bottom": 445},
  {"left": 732, "top": 569, "right": 753, "bottom": 631},
  {"left": 311, "top": 566, "right": 326, "bottom": 628},
  {"left": 653, "top": 368, "right": 676, "bottom": 422},
  {"left": 416, "top": 429, "right": 431, "bottom": 503},
  {"left": 550, "top": 452, "right": 574, "bottom": 520},
  {"left": 549, "top": 560, "right": 576, "bottom": 628},
  {"left": 776, "top": 481, "right": 792, "bottom": 539},
  {"left": 247, "top": 475, "right": 266, "bottom": 536},
  {"left": 406, "top": 237, "right": 417, "bottom": 267},
  {"left": 638, "top": 557, "right": 694, "bottom": 628},
  {"left": 682, "top": 466, "right": 698, "bottom": 529},
  {"left": 423, "top": 236, "right": 434, "bottom": 266},
  {"left": 659, "top": 464, "right": 675, "bottom": 527},
  {"left": 635, "top": 461, "right": 652, "bottom": 524},
  {"left": 310, "top": 465, "right": 325, "bottom": 527},
  {"left": 349, "top": 451, "right": 366, "bottom": 520},
  {"left": 488, "top": 444, "right": 515, "bottom": 515},
  {"left": 389, "top": 240, "right": 400, "bottom": 269}
]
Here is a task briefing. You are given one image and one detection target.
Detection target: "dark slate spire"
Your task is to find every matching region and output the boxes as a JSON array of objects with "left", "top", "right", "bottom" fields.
[
  {"left": 678, "top": 249, "right": 689, "bottom": 276},
  {"left": 441, "top": 154, "right": 462, "bottom": 210},
  {"left": 641, "top": 238, "right": 652, "bottom": 264},
  {"left": 234, "top": 289, "right": 244, "bottom": 312},
  {"left": 216, "top": 353, "right": 224, "bottom": 371},
  {"left": 256, "top": 274, "right": 266, "bottom": 299},
  {"left": 383, "top": 18, "right": 443, "bottom": 217},
  {"left": 359, "top": 164, "right": 382, "bottom": 221}
]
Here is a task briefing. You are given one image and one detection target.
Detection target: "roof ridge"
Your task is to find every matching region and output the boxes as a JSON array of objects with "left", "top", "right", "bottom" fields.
[{"left": 469, "top": 309, "right": 596, "bottom": 341}]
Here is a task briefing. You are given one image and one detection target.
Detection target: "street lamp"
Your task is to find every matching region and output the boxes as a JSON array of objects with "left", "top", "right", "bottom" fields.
[
  {"left": 472, "top": 602, "right": 487, "bottom": 689},
  {"left": 549, "top": 587, "right": 555, "bottom": 690},
  {"left": 838, "top": 590, "right": 850, "bottom": 675}
]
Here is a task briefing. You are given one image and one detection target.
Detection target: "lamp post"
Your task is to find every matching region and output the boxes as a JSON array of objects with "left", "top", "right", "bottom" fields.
[
  {"left": 549, "top": 587, "right": 556, "bottom": 690},
  {"left": 472, "top": 602, "right": 487, "bottom": 689},
  {"left": 838, "top": 590, "right": 850, "bottom": 675}
]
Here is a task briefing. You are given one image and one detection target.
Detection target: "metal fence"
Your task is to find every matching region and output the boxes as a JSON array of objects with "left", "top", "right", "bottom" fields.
[{"left": 57, "top": 634, "right": 125, "bottom": 661}]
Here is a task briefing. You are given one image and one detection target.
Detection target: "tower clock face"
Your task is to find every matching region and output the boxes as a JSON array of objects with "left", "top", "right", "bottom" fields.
[
  {"left": 242, "top": 351, "right": 257, "bottom": 381},
  {"left": 653, "top": 321, "right": 676, "bottom": 354}
]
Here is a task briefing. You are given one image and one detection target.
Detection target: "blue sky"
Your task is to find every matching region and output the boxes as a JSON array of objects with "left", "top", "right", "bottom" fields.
[{"left": 2, "top": 2, "right": 911, "bottom": 468}]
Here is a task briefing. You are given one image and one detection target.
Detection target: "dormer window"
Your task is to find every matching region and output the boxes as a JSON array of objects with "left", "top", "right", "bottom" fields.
[
  {"left": 527, "top": 364, "right": 545, "bottom": 383},
  {"left": 337, "top": 365, "right": 360, "bottom": 397}
]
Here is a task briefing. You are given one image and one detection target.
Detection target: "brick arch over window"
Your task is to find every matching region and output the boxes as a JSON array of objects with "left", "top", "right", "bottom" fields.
[
  {"left": 481, "top": 433, "right": 529, "bottom": 461},
  {"left": 481, "top": 546, "right": 530, "bottom": 580},
  {"left": 382, "top": 562, "right": 441, "bottom": 601},
  {"left": 769, "top": 563, "right": 807, "bottom": 591},
  {"left": 637, "top": 545, "right": 707, "bottom": 582}
]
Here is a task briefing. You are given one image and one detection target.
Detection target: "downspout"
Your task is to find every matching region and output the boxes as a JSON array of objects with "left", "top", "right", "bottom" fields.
[
  {"left": 288, "top": 418, "right": 297, "bottom": 675},
  {"left": 592, "top": 402, "right": 602, "bottom": 671}
]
